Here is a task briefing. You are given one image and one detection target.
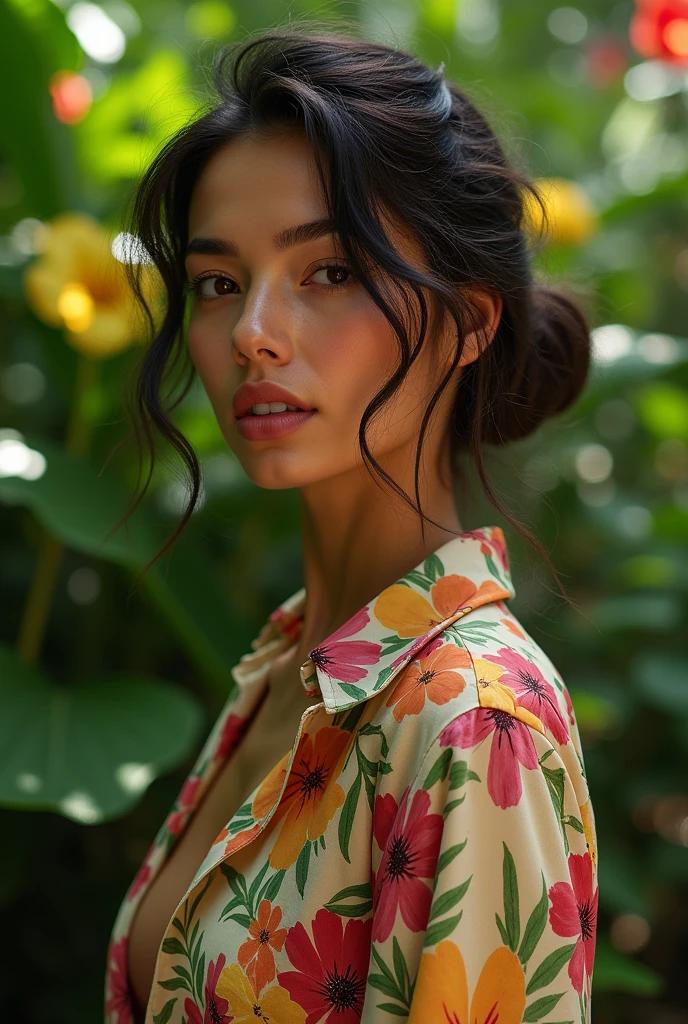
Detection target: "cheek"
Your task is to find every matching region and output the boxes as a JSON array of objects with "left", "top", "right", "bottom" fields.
[{"left": 186, "top": 320, "right": 238, "bottom": 406}]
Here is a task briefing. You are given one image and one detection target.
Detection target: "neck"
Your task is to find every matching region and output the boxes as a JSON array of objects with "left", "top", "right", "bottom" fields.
[{"left": 292, "top": 442, "right": 462, "bottom": 663}]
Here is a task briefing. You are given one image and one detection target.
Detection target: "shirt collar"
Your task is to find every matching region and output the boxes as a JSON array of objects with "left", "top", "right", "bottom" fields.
[{"left": 234, "top": 525, "right": 515, "bottom": 714}]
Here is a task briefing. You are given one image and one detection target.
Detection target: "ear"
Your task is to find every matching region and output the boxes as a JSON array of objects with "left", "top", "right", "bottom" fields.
[{"left": 457, "top": 287, "right": 503, "bottom": 368}]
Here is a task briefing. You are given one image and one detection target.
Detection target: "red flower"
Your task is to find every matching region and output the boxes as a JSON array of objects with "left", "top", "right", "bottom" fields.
[
  {"left": 165, "top": 776, "right": 202, "bottom": 836},
  {"left": 127, "top": 856, "right": 152, "bottom": 903},
  {"left": 309, "top": 607, "right": 381, "bottom": 684},
  {"left": 548, "top": 852, "right": 599, "bottom": 995},
  {"left": 371, "top": 786, "right": 444, "bottom": 943},
  {"left": 439, "top": 706, "right": 539, "bottom": 809},
  {"left": 278, "top": 909, "right": 371, "bottom": 1024},
  {"left": 104, "top": 937, "right": 133, "bottom": 1024},
  {"left": 184, "top": 952, "right": 232, "bottom": 1024},
  {"left": 215, "top": 711, "right": 247, "bottom": 760},
  {"left": 483, "top": 648, "right": 570, "bottom": 744},
  {"left": 630, "top": 0, "right": 688, "bottom": 67}
]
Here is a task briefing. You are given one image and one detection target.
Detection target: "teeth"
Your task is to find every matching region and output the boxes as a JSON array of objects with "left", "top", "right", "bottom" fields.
[{"left": 249, "top": 402, "right": 303, "bottom": 415}]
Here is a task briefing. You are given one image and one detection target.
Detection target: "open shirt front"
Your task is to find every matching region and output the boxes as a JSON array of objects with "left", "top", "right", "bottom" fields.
[{"left": 105, "top": 525, "right": 598, "bottom": 1024}]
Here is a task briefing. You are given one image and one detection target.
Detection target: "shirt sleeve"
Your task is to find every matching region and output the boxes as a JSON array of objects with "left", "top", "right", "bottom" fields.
[{"left": 364, "top": 707, "right": 598, "bottom": 1024}]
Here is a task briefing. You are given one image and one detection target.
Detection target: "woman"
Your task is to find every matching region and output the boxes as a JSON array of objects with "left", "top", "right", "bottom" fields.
[{"left": 105, "top": 23, "right": 598, "bottom": 1024}]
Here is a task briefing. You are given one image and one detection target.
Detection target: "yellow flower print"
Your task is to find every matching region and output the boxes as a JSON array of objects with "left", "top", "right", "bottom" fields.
[
  {"left": 580, "top": 799, "right": 598, "bottom": 866},
  {"left": 215, "top": 963, "right": 306, "bottom": 1023},
  {"left": 23, "top": 212, "right": 160, "bottom": 359},
  {"left": 473, "top": 658, "right": 545, "bottom": 734},
  {"left": 374, "top": 574, "right": 506, "bottom": 639},
  {"left": 252, "top": 727, "right": 351, "bottom": 870},
  {"left": 409, "top": 939, "right": 526, "bottom": 1024}
]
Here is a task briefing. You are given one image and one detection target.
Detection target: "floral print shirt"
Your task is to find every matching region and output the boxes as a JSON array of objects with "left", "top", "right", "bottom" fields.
[{"left": 105, "top": 525, "right": 598, "bottom": 1024}]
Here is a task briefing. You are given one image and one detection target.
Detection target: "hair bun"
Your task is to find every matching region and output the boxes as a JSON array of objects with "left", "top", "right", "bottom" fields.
[{"left": 483, "top": 283, "right": 593, "bottom": 446}]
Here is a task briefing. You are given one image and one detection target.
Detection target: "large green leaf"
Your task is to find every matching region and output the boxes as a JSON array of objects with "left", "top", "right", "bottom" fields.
[
  {"left": 0, "top": 0, "right": 80, "bottom": 216},
  {"left": 0, "top": 433, "right": 250, "bottom": 696},
  {"left": 0, "top": 643, "right": 204, "bottom": 822}
]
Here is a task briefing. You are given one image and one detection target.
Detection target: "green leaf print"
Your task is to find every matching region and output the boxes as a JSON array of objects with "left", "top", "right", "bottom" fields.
[
  {"left": 194, "top": 951, "right": 205, "bottom": 1004},
  {"left": 295, "top": 839, "right": 313, "bottom": 898},
  {"left": 161, "top": 937, "right": 185, "bottom": 956},
  {"left": 501, "top": 842, "right": 520, "bottom": 953},
  {"left": 152, "top": 999, "right": 176, "bottom": 1024},
  {"left": 338, "top": 771, "right": 362, "bottom": 863},
  {"left": 518, "top": 873, "right": 549, "bottom": 968},
  {"left": 435, "top": 839, "right": 467, "bottom": 879},
  {"left": 158, "top": 978, "right": 187, "bottom": 991},
  {"left": 522, "top": 992, "right": 564, "bottom": 1021},
  {"left": 495, "top": 912, "right": 509, "bottom": 947},
  {"left": 428, "top": 877, "right": 472, "bottom": 922},
  {"left": 423, "top": 748, "right": 452, "bottom": 789},
  {"left": 406, "top": 569, "right": 433, "bottom": 590},
  {"left": 324, "top": 882, "right": 373, "bottom": 917},
  {"left": 423, "top": 912, "right": 463, "bottom": 948},
  {"left": 219, "top": 863, "right": 285, "bottom": 921},
  {"left": 424, "top": 553, "right": 444, "bottom": 582},
  {"left": 449, "top": 760, "right": 480, "bottom": 789},
  {"left": 340, "top": 683, "right": 368, "bottom": 701},
  {"left": 376, "top": 1003, "right": 408, "bottom": 1016},
  {"left": 526, "top": 943, "right": 577, "bottom": 995},
  {"left": 369, "top": 943, "right": 412, "bottom": 1014}
]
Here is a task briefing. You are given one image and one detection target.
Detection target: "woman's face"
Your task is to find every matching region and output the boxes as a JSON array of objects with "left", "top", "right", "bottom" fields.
[{"left": 185, "top": 129, "right": 487, "bottom": 492}]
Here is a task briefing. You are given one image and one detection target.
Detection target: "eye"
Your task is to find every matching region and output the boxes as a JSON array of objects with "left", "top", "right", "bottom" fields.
[
  {"left": 186, "top": 274, "right": 237, "bottom": 300},
  {"left": 308, "top": 262, "right": 356, "bottom": 291}
]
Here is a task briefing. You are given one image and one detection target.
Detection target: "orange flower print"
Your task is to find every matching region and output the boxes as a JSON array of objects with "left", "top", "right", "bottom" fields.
[
  {"left": 408, "top": 939, "right": 526, "bottom": 1024},
  {"left": 374, "top": 573, "right": 506, "bottom": 639},
  {"left": 254, "top": 727, "right": 351, "bottom": 870},
  {"left": 385, "top": 642, "right": 471, "bottom": 721},
  {"left": 238, "top": 899, "right": 288, "bottom": 995}
]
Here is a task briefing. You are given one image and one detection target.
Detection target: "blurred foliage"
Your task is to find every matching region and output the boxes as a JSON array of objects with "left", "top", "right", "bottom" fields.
[{"left": 1, "top": 0, "right": 688, "bottom": 1020}]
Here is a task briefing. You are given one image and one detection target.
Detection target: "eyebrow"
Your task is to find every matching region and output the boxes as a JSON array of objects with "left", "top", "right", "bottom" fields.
[{"left": 185, "top": 218, "right": 337, "bottom": 258}]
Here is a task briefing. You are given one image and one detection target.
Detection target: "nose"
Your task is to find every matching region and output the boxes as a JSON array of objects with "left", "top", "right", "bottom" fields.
[{"left": 231, "top": 280, "right": 295, "bottom": 368}]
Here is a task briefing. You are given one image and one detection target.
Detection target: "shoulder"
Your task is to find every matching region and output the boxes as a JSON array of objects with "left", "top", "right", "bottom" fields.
[{"left": 367, "top": 597, "right": 590, "bottom": 809}]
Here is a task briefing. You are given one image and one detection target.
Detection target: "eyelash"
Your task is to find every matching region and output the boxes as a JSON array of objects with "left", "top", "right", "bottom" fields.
[{"left": 184, "top": 262, "right": 356, "bottom": 300}]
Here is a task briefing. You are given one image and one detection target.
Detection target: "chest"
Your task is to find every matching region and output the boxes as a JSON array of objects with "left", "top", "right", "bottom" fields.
[{"left": 127, "top": 681, "right": 313, "bottom": 1020}]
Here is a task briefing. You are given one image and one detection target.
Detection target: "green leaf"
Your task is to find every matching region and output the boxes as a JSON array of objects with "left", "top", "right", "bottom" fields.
[
  {"left": 338, "top": 772, "right": 362, "bottom": 863},
  {"left": 405, "top": 569, "right": 433, "bottom": 590},
  {"left": 158, "top": 978, "right": 188, "bottom": 991},
  {"left": 0, "top": 646, "right": 204, "bottom": 821},
  {"left": 368, "top": 973, "right": 404, "bottom": 1001},
  {"left": 423, "top": 749, "right": 453, "bottom": 789},
  {"left": 522, "top": 993, "right": 564, "bottom": 1022},
  {"left": 392, "top": 936, "right": 410, "bottom": 1001},
  {"left": 0, "top": 435, "right": 251, "bottom": 699},
  {"left": 228, "top": 913, "right": 252, "bottom": 928},
  {"left": 428, "top": 877, "right": 472, "bottom": 922},
  {"left": 161, "top": 937, "right": 186, "bottom": 956},
  {"left": 443, "top": 796, "right": 466, "bottom": 816},
  {"left": 247, "top": 861, "right": 270, "bottom": 907},
  {"left": 423, "top": 912, "right": 463, "bottom": 947},
  {"left": 526, "top": 944, "right": 577, "bottom": 995},
  {"left": 502, "top": 843, "right": 520, "bottom": 952},
  {"left": 376, "top": 1002, "right": 408, "bottom": 1016},
  {"left": 153, "top": 1000, "right": 177, "bottom": 1024},
  {"left": 424, "top": 553, "right": 444, "bottom": 582},
  {"left": 295, "top": 841, "right": 312, "bottom": 898},
  {"left": 324, "top": 882, "right": 372, "bottom": 918},
  {"left": 260, "top": 870, "right": 286, "bottom": 905},
  {"left": 449, "top": 761, "right": 480, "bottom": 788},
  {"left": 495, "top": 912, "right": 509, "bottom": 947},
  {"left": 518, "top": 874, "right": 549, "bottom": 967},
  {"left": 436, "top": 840, "right": 467, "bottom": 876},
  {"left": 340, "top": 683, "right": 367, "bottom": 701},
  {"left": 194, "top": 952, "right": 205, "bottom": 1003}
]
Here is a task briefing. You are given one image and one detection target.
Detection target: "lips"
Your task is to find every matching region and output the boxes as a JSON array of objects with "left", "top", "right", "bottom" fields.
[{"left": 232, "top": 381, "right": 314, "bottom": 420}]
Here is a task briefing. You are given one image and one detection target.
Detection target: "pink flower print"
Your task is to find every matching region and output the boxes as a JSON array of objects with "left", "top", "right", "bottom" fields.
[
  {"left": 164, "top": 776, "right": 202, "bottom": 837},
  {"left": 483, "top": 648, "right": 570, "bottom": 745},
  {"left": 371, "top": 786, "right": 444, "bottom": 943},
  {"left": 184, "top": 953, "right": 233, "bottom": 1024},
  {"left": 439, "top": 706, "right": 539, "bottom": 809},
  {"left": 548, "top": 852, "right": 598, "bottom": 995},
  {"left": 105, "top": 937, "right": 133, "bottom": 1024},
  {"left": 215, "top": 711, "right": 248, "bottom": 760},
  {"left": 309, "top": 607, "right": 381, "bottom": 684},
  {"left": 279, "top": 909, "right": 371, "bottom": 1024}
]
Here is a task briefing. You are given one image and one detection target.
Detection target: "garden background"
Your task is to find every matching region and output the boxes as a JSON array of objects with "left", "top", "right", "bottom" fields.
[{"left": 1, "top": 0, "right": 688, "bottom": 1020}]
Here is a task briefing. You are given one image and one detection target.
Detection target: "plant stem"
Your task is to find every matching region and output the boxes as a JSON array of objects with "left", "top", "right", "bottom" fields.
[{"left": 16, "top": 353, "right": 100, "bottom": 664}]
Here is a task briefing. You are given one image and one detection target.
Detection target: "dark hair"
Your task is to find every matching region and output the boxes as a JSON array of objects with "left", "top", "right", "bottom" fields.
[{"left": 109, "top": 20, "right": 593, "bottom": 608}]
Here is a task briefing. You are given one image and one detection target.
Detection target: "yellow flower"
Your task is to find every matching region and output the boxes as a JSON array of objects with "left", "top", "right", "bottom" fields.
[
  {"left": 215, "top": 963, "right": 306, "bottom": 1023},
  {"left": 580, "top": 798, "right": 598, "bottom": 867},
  {"left": 523, "top": 177, "right": 598, "bottom": 246},
  {"left": 473, "top": 657, "right": 545, "bottom": 734},
  {"left": 374, "top": 574, "right": 506, "bottom": 639},
  {"left": 23, "top": 212, "right": 160, "bottom": 359},
  {"left": 409, "top": 940, "right": 526, "bottom": 1024}
]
